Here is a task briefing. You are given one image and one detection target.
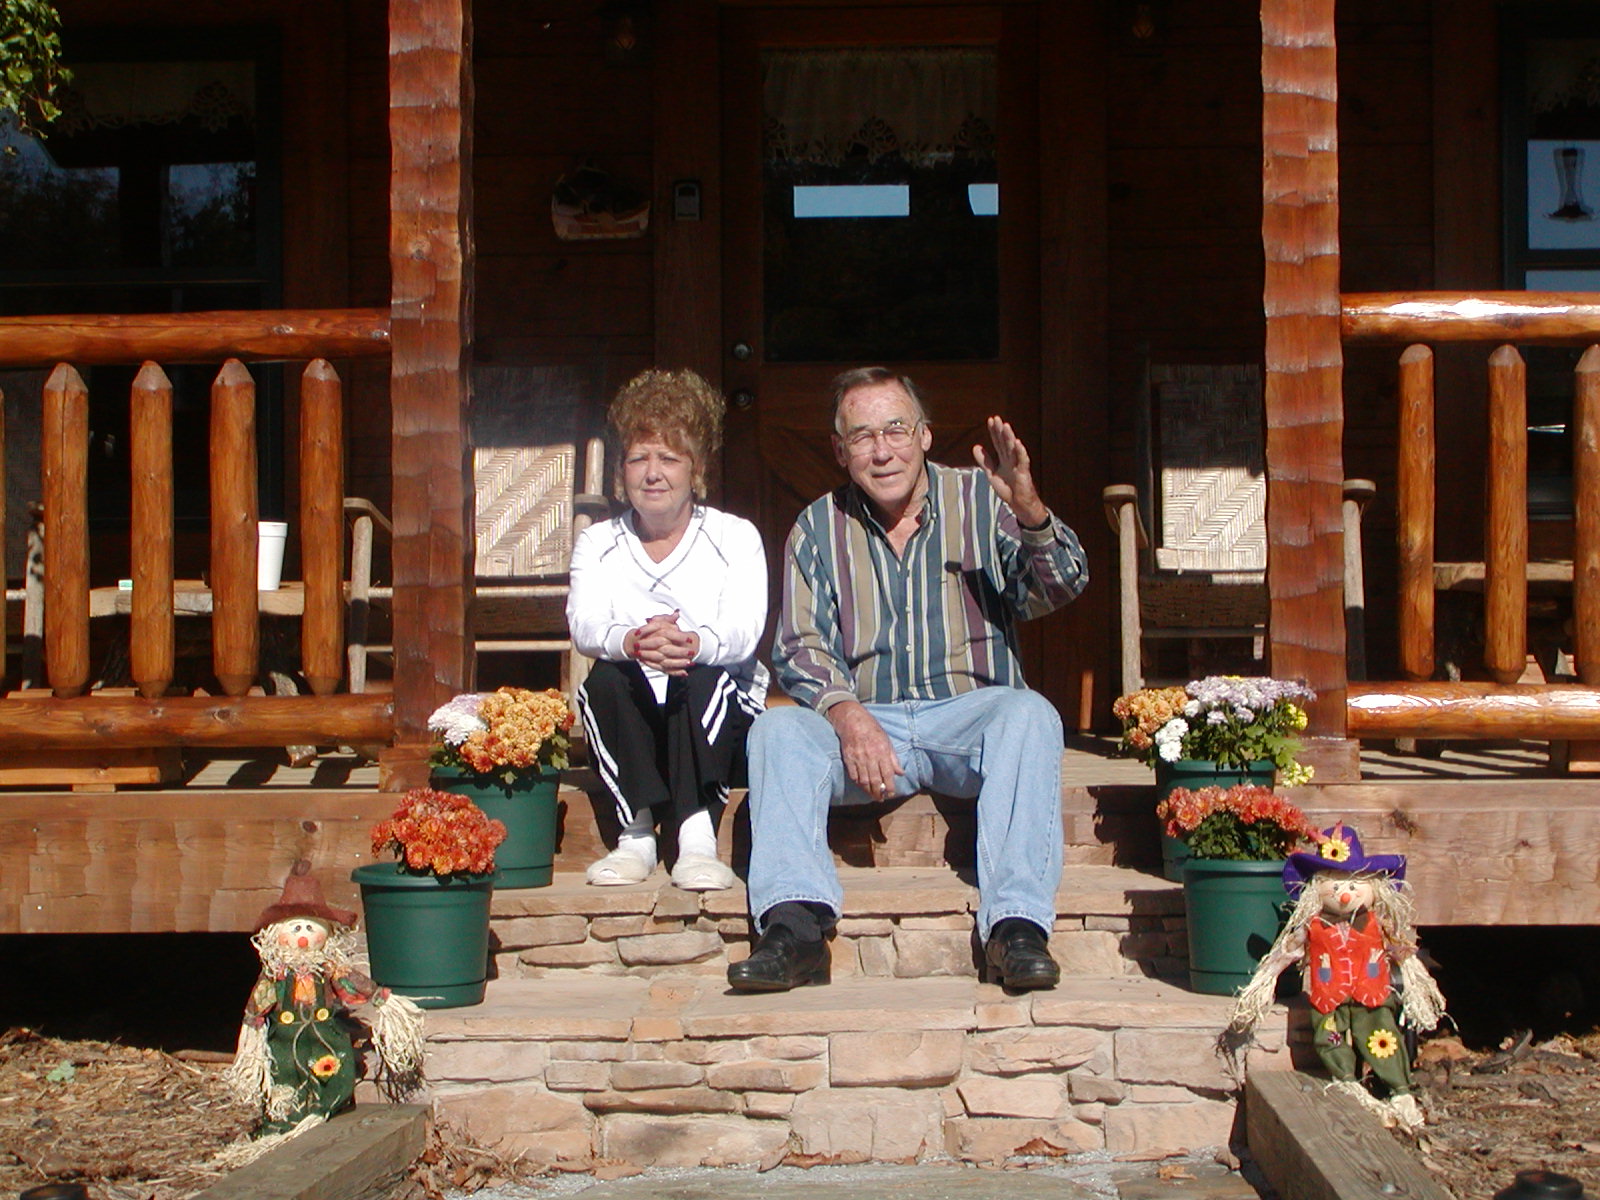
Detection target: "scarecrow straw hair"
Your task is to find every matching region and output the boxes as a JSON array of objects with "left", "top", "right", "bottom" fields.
[{"left": 250, "top": 923, "right": 359, "bottom": 975}]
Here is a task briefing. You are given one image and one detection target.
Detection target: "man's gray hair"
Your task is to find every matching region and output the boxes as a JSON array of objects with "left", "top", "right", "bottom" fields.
[{"left": 830, "top": 366, "right": 930, "bottom": 434}]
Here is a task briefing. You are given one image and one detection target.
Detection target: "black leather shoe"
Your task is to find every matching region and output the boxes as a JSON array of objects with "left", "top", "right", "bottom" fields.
[
  {"left": 983, "top": 919, "right": 1060, "bottom": 990},
  {"left": 727, "top": 923, "right": 830, "bottom": 991}
]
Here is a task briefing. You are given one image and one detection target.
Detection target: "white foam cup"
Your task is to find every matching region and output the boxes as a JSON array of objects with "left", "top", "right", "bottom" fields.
[{"left": 258, "top": 521, "right": 289, "bottom": 590}]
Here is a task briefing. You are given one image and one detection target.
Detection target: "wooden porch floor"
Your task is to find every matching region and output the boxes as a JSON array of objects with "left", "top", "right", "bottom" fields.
[
  {"left": 1, "top": 735, "right": 1592, "bottom": 933},
  {"left": 173, "top": 734, "right": 1569, "bottom": 790}
]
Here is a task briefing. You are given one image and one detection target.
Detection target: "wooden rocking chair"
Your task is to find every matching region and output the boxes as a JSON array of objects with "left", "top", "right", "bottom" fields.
[
  {"left": 349, "top": 366, "right": 610, "bottom": 697},
  {"left": 1102, "top": 363, "right": 1374, "bottom": 695}
]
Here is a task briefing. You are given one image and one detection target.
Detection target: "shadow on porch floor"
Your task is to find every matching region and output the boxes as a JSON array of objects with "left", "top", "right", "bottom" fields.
[{"left": 170, "top": 734, "right": 1575, "bottom": 792}]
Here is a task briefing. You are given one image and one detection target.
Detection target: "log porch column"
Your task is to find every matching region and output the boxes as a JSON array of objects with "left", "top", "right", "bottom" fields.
[
  {"left": 1261, "top": 0, "right": 1356, "bottom": 779},
  {"left": 385, "top": 0, "right": 475, "bottom": 788}
]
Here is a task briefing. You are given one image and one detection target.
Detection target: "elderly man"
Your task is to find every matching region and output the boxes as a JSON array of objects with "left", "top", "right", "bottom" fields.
[{"left": 728, "top": 366, "right": 1088, "bottom": 992}]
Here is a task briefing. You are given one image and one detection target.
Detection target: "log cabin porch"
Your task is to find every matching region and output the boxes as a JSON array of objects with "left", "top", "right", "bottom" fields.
[
  {"left": 2, "top": 0, "right": 1600, "bottom": 941},
  {"left": 0, "top": 736, "right": 1591, "bottom": 934}
]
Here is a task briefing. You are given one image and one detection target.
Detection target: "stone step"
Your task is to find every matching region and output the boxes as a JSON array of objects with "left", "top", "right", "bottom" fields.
[
  {"left": 551, "top": 767, "right": 1159, "bottom": 874},
  {"left": 490, "top": 864, "right": 1187, "bottom": 982},
  {"left": 416, "top": 972, "right": 1302, "bottom": 1168}
]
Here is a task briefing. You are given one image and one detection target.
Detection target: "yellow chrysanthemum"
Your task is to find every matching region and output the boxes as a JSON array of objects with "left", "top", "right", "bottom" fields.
[
  {"left": 310, "top": 1054, "right": 342, "bottom": 1079},
  {"left": 314, "top": 1007, "right": 331, "bottom": 1022},
  {"left": 1319, "top": 835, "right": 1352, "bottom": 862},
  {"left": 1322, "top": 1016, "right": 1338, "bottom": 1031},
  {"left": 1366, "top": 1030, "right": 1399, "bottom": 1059},
  {"left": 1280, "top": 762, "right": 1315, "bottom": 788},
  {"left": 279, "top": 1010, "right": 296, "bottom": 1024}
]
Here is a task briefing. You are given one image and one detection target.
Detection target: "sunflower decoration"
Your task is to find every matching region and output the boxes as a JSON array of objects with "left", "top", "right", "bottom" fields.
[
  {"left": 310, "top": 1054, "right": 342, "bottom": 1079},
  {"left": 1366, "top": 1029, "right": 1400, "bottom": 1059},
  {"left": 1317, "top": 826, "right": 1353, "bottom": 863}
]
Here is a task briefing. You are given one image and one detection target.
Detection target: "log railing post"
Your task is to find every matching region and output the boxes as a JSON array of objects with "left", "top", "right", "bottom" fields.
[
  {"left": 1485, "top": 345, "right": 1528, "bottom": 684},
  {"left": 1397, "top": 344, "right": 1436, "bottom": 681},
  {"left": 209, "top": 359, "right": 260, "bottom": 697},
  {"left": 386, "top": 0, "right": 476, "bottom": 788},
  {"left": 1262, "top": 0, "right": 1354, "bottom": 777},
  {"left": 42, "top": 363, "right": 90, "bottom": 699},
  {"left": 299, "top": 359, "right": 345, "bottom": 696},
  {"left": 1575, "top": 345, "right": 1600, "bottom": 688},
  {"left": 130, "top": 362, "right": 176, "bottom": 699}
]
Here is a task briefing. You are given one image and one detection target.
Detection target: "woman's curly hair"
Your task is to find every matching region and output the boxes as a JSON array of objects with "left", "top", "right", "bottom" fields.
[{"left": 608, "top": 368, "right": 725, "bottom": 499}]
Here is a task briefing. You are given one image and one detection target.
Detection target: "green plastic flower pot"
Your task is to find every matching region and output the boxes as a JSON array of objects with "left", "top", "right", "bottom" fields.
[
  {"left": 1181, "top": 856, "right": 1291, "bottom": 995},
  {"left": 1154, "top": 758, "right": 1277, "bottom": 881},
  {"left": 431, "top": 766, "right": 560, "bottom": 888},
  {"left": 353, "top": 862, "right": 494, "bottom": 1008}
]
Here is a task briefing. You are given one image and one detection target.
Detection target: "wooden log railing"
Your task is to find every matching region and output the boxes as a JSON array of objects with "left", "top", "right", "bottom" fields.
[
  {"left": 1344, "top": 291, "right": 1600, "bottom": 739},
  {"left": 0, "top": 308, "right": 394, "bottom": 752}
]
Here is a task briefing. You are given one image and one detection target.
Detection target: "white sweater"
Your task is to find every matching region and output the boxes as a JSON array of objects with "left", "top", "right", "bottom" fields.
[{"left": 566, "top": 505, "right": 770, "bottom": 704}]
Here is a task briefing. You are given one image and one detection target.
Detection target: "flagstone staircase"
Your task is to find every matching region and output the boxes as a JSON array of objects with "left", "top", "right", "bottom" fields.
[{"left": 407, "top": 834, "right": 1309, "bottom": 1169}]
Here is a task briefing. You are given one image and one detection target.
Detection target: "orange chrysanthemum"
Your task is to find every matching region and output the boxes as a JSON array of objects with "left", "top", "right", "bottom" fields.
[
  {"left": 371, "top": 787, "right": 507, "bottom": 877},
  {"left": 1154, "top": 784, "right": 1319, "bottom": 861}
]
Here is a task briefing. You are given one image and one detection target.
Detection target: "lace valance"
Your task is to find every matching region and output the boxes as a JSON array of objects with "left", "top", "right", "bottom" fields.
[
  {"left": 53, "top": 61, "right": 255, "bottom": 135},
  {"left": 762, "top": 48, "right": 996, "bottom": 166}
]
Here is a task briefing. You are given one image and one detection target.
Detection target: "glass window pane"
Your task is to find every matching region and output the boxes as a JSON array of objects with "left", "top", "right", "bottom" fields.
[
  {"left": 0, "top": 58, "right": 260, "bottom": 274},
  {"left": 793, "top": 184, "right": 910, "bottom": 218}
]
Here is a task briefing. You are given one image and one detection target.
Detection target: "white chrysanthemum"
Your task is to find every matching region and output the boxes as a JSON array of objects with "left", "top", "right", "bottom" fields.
[
  {"left": 427, "top": 693, "right": 486, "bottom": 746},
  {"left": 1154, "top": 718, "right": 1189, "bottom": 762}
]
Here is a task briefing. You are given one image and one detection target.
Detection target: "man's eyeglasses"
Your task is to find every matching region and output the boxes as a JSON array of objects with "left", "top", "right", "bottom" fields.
[{"left": 841, "top": 420, "right": 921, "bottom": 456}]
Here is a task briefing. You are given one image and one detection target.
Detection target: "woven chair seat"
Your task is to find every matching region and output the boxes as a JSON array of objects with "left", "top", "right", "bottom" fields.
[{"left": 1139, "top": 574, "right": 1267, "bottom": 630}]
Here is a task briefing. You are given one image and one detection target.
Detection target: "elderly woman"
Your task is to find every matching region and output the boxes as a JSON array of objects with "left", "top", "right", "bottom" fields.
[{"left": 566, "top": 368, "right": 769, "bottom": 889}]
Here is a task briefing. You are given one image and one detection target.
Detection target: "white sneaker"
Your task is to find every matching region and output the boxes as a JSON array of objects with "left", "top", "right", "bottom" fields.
[
  {"left": 670, "top": 855, "right": 736, "bottom": 892},
  {"left": 586, "top": 848, "right": 654, "bottom": 886}
]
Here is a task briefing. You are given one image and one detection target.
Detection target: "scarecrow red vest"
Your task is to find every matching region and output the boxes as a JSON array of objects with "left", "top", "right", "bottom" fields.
[{"left": 1305, "top": 910, "right": 1392, "bottom": 1012}]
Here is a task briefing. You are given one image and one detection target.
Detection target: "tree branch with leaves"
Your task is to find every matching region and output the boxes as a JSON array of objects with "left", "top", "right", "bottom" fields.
[{"left": 2, "top": 0, "right": 70, "bottom": 137}]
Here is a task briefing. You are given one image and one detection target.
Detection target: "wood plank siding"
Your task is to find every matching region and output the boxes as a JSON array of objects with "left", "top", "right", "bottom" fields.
[{"left": 20, "top": 0, "right": 1505, "bottom": 709}]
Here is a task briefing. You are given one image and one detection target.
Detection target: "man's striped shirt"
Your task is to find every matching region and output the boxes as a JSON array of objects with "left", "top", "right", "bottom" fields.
[{"left": 774, "top": 462, "right": 1089, "bottom": 712}]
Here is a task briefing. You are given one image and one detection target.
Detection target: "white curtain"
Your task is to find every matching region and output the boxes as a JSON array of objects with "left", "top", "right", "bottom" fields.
[
  {"left": 763, "top": 48, "right": 996, "bottom": 166},
  {"left": 54, "top": 61, "right": 255, "bottom": 134},
  {"left": 1528, "top": 38, "right": 1600, "bottom": 116}
]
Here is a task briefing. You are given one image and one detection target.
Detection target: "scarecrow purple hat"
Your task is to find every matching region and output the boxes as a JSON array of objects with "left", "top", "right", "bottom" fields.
[
  {"left": 254, "top": 859, "right": 358, "bottom": 932},
  {"left": 1282, "top": 821, "right": 1406, "bottom": 896}
]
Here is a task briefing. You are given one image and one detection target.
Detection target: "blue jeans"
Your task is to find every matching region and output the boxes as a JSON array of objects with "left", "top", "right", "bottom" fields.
[{"left": 745, "top": 687, "right": 1063, "bottom": 940}]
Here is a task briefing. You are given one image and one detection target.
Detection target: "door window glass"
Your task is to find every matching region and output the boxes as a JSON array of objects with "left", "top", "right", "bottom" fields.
[{"left": 762, "top": 47, "right": 999, "bottom": 363}]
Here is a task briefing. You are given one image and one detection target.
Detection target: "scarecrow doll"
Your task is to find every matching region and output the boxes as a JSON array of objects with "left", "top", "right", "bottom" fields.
[
  {"left": 1228, "top": 822, "right": 1447, "bottom": 1130},
  {"left": 224, "top": 862, "right": 424, "bottom": 1139}
]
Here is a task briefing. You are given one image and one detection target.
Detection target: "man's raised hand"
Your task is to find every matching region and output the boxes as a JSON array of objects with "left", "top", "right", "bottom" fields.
[{"left": 973, "top": 414, "right": 1049, "bottom": 528}]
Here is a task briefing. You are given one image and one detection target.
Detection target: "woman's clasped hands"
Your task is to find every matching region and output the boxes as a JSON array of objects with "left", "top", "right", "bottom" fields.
[{"left": 624, "top": 610, "right": 700, "bottom": 675}]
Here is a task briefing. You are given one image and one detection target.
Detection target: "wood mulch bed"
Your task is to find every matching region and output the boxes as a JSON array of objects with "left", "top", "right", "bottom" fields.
[
  {"left": 0, "top": 1027, "right": 251, "bottom": 1199},
  {"left": 1406, "top": 1031, "right": 1600, "bottom": 1198},
  {"left": 0, "top": 1027, "right": 545, "bottom": 1200}
]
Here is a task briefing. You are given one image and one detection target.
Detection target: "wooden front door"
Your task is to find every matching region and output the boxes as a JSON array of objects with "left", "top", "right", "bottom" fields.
[{"left": 720, "top": 5, "right": 1042, "bottom": 636}]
